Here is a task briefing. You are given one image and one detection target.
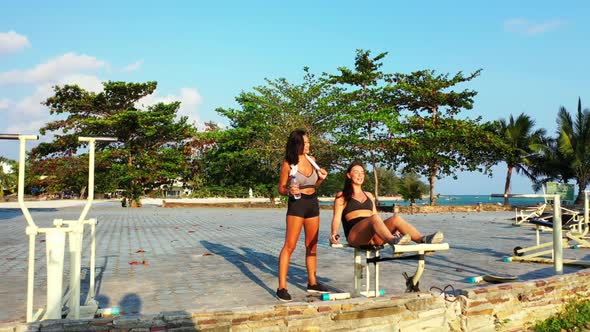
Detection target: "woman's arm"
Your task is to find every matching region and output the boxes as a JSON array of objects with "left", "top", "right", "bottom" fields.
[
  {"left": 278, "top": 161, "right": 291, "bottom": 196},
  {"left": 366, "top": 192, "right": 378, "bottom": 215},
  {"left": 310, "top": 156, "right": 328, "bottom": 186},
  {"left": 330, "top": 194, "right": 345, "bottom": 244}
]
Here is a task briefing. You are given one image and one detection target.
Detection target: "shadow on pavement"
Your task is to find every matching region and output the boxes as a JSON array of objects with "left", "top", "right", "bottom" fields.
[{"left": 201, "top": 240, "right": 318, "bottom": 296}]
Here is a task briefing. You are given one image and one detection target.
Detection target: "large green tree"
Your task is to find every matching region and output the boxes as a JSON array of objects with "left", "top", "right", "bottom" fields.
[
  {"left": 556, "top": 98, "right": 590, "bottom": 204},
  {"left": 32, "top": 81, "right": 195, "bottom": 206},
  {"left": 325, "top": 49, "right": 400, "bottom": 200},
  {"left": 494, "top": 113, "right": 546, "bottom": 205},
  {"left": 392, "top": 69, "right": 499, "bottom": 205},
  {"left": 204, "top": 68, "right": 337, "bottom": 201}
]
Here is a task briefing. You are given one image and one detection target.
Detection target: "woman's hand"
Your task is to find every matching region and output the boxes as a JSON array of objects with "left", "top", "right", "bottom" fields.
[
  {"left": 329, "top": 233, "right": 340, "bottom": 244},
  {"left": 317, "top": 168, "right": 328, "bottom": 180}
]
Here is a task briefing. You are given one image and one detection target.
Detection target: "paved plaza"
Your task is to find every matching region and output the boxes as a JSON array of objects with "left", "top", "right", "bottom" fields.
[{"left": 1, "top": 203, "right": 589, "bottom": 324}]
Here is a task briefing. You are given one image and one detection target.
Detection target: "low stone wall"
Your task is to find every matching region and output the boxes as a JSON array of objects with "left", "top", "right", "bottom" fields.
[
  {"left": 2, "top": 269, "right": 589, "bottom": 332},
  {"left": 460, "top": 269, "right": 590, "bottom": 331}
]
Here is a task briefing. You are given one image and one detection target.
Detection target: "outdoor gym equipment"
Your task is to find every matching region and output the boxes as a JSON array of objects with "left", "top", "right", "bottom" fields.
[
  {"left": 0, "top": 134, "right": 116, "bottom": 322},
  {"left": 325, "top": 241, "right": 449, "bottom": 300},
  {"left": 493, "top": 192, "right": 590, "bottom": 272}
]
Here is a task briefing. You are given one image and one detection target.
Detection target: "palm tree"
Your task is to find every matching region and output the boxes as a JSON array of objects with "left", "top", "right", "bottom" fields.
[
  {"left": 556, "top": 98, "right": 590, "bottom": 204},
  {"left": 398, "top": 172, "right": 427, "bottom": 204},
  {"left": 527, "top": 136, "right": 575, "bottom": 193},
  {"left": 495, "top": 113, "right": 546, "bottom": 205}
]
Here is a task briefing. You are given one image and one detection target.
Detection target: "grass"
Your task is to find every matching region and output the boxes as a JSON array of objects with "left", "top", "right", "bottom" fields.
[{"left": 534, "top": 297, "right": 590, "bottom": 332}]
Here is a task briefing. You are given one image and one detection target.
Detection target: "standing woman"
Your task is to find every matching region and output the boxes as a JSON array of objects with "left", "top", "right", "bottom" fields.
[{"left": 276, "top": 129, "right": 328, "bottom": 301}]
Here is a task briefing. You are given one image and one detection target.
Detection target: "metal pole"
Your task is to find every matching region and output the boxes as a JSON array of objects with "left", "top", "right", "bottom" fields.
[
  {"left": 78, "top": 139, "right": 95, "bottom": 223},
  {"left": 553, "top": 194, "right": 563, "bottom": 274},
  {"left": 585, "top": 191, "right": 589, "bottom": 234},
  {"left": 88, "top": 219, "right": 96, "bottom": 302},
  {"left": 25, "top": 229, "right": 35, "bottom": 322},
  {"left": 17, "top": 136, "right": 39, "bottom": 228}
]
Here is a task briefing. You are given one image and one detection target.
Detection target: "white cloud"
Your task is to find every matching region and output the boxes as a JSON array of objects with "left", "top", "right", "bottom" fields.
[
  {"left": 0, "top": 31, "right": 30, "bottom": 54},
  {"left": 123, "top": 60, "right": 144, "bottom": 72},
  {"left": 136, "top": 87, "right": 203, "bottom": 125},
  {"left": 1, "top": 74, "right": 104, "bottom": 135},
  {"left": 58, "top": 74, "right": 104, "bottom": 93},
  {"left": 504, "top": 18, "right": 567, "bottom": 36},
  {"left": 0, "top": 52, "right": 108, "bottom": 85}
]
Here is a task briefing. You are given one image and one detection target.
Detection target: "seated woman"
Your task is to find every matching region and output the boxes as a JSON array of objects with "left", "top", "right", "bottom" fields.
[{"left": 329, "top": 161, "right": 443, "bottom": 248}]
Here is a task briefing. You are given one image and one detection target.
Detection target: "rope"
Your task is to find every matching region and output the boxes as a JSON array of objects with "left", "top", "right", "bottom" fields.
[{"left": 429, "top": 284, "right": 458, "bottom": 302}]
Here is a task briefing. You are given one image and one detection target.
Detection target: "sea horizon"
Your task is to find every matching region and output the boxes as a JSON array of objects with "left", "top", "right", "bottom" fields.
[{"left": 319, "top": 194, "right": 546, "bottom": 207}]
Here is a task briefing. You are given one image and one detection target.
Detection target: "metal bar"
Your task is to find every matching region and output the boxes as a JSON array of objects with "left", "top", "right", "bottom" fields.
[
  {"left": 78, "top": 136, "right": 117, "bottom": 142},
  {"left": 17, "top": 136, "right": 38, "bottom": 228},
  {"left": 78, "top": 140, "right": 95, "bottom": 224},
  {"left": 553, "top": 195, "right": 563, "bottom": 274},
  {"left": 0, "top": 134, "right": 38, "bottom": 140},
  {"left": 25, "top": 231, "right": 35, "bottom": 322},
  {"left": 87, "top": 219, "right": 96, "bottom": 302}
]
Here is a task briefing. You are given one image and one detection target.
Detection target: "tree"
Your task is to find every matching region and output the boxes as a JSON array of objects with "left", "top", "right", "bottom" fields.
[
  {"left": 0, "top": 157, "right": 17, "bottom": 198},
  {"left": 325, "top": 49, "right": 400, "bottom": 201},
  {"left": 494, "top": 113, "right": 546, "bottom": 205},
  {"left": 392, "top": 69, "right": 498, "bottom": 205},
  {"left": 556, "top": 98, "right": 590, "bottom": 204},
  {"left": 206, "top": 68, "right": 337, "bottom": 201},
  {"left": 32, "top": 81, "right": 196, "bottom": 206},
  {"left": 398, "top": 172, "right": 428, "bottom": 204},
  {"left": 527, "top": 136, "right": 575, "bottom": 192}
]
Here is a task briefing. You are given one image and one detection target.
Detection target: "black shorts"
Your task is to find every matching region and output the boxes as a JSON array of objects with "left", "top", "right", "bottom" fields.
[
  {"left": 343, "top": 217, "right": 364, "bottom": 239},
  {"left": 286, "top": 193, "right": 320, "bottom": 218}
]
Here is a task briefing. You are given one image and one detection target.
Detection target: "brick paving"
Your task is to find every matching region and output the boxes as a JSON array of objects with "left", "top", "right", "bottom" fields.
[{"left": 1, "top": 203, "right": 588, "bottom": 323}]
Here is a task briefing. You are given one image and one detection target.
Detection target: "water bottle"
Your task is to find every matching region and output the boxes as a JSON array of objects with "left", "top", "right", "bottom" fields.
[
  {"left": 96, "top": 307, "right": 120, "bottom": 317},
  {"left": 291, "top": 175, "right": 301, "bottom": 199}
]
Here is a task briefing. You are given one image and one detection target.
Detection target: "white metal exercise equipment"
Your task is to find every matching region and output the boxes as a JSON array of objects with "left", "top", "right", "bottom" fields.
[
  {"left": 0, "top": 134, "right": 116, "bottom": 322},
  {"left": 493, "top": 192, "right": 590, "bottom": 273},
  {"left": 326, "top": 242, "right": 450, "bottom": 300}
]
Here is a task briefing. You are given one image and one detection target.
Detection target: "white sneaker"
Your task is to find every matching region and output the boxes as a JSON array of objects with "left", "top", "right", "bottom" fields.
[
  {"left": 391, "top": 234, "right": 411, "bottom": 246},
  {"left": 422, "top": 231, "right": 444, "bottom": 244}
]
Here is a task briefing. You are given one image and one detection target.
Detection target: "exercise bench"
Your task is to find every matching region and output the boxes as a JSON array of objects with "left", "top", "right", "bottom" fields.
[{"left": 327, "top": 242, "right": 450, "bottom": 300}]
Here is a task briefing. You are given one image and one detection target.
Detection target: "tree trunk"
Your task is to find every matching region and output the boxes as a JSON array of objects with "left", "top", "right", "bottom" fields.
[
  {"left": 429, "top": 167, "right": 437, "bottom": 206},
  {"left": 372, "top": 155, "right": 379, "bottom": 202},
  {"left": 504, "top": 166, "right": 513, "bottom": 206},
  {"left": 576, "top": 180, "right": 587, "bottom": 205}
]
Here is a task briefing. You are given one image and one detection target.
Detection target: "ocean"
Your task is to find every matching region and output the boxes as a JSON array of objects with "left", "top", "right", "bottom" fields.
[{"left": 319, "top": 194, "right": 545, "bottom": 207}]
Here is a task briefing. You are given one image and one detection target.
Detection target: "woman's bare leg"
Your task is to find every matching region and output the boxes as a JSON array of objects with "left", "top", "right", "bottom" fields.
[
  {"left": 347, "top": 215, "right": 395, "bottom": 247},
  {"left": 278, "top": 216, "right": 304, "bottom": 289},
  {"left": 303, "top": 216, "right": 319, "bottom": 286},
  {"left": 382, "top": 214, "right": 423, "bottom": 242}
]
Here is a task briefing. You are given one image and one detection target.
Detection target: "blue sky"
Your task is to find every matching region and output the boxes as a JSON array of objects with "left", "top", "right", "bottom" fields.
[{"left": 1, "top": 1, "right": 589, "bottom": 195}]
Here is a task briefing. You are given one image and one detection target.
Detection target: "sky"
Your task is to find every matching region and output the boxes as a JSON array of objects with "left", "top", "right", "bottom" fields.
[{"left": 1, "top": 1, "right": 589, "bottom": 195}]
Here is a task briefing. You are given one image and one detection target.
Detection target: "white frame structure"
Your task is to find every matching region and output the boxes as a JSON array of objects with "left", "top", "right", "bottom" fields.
[{"left": 0, "top": 134, "right": 115, "bottom": 322}]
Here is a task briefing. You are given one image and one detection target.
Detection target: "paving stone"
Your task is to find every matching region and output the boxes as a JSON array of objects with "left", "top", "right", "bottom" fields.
[{"left": 0, "top": 204, "right": 587, "bottom": 324}]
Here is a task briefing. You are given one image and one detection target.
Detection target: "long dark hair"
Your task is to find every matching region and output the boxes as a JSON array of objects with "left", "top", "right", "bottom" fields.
[
  {"left": 340, "top": 160, "right": 365, "bottom": 202},
  {"left": 285, "top": 129, "right": 306, "bottom": 165}
]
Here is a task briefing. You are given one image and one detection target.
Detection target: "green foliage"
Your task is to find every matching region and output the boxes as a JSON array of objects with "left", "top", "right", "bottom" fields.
[
  {"left": 32, "top": 81, "right": 196, "bottom": 205},
  {"left": 204, "top": 68, "right": 337, "bottom": 200},
  {"left": 397, "top": 173, "right": 428, "bottom": 204},
  {"left": 391, "top": 68, "right": 497, "bottom": 205},
  {"left": 0, "top": 157, "right": 17, "bottom": 197},
  {"left": 493, "top": 113, "right": 546, "bottom": 204},
  {"left": 324, "top": 49, "right": 400, "bottom": 199},
  {"left": 555, "top": 98, "right": 590, "bottom": 203},
  {"left": 534, "top": 297, "right": 590, "bottom": 332}
]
